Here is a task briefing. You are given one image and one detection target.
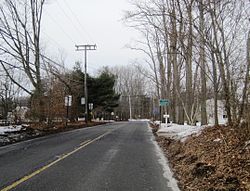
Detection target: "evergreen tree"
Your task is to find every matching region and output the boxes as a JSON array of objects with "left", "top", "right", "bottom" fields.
[
  {"left": 64, "top": 65, "right": 120, "bottom": 119},
  {"left": 89, "top": 69, "right": 120, "bottom": 113}
]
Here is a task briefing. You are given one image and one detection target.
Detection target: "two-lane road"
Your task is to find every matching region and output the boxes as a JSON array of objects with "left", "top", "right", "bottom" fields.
[{"left": 0, "top": 122, "right": 178, "bottom": 191}]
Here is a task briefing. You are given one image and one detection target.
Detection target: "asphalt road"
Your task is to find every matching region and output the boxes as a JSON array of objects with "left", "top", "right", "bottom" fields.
[{"left": 0, "top": 122, "right": 175, "bottom": 191}]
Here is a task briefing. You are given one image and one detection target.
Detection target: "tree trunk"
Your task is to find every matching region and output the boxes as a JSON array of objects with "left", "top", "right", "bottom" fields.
[
  {"left": 211, "top": 51, "right": 219, "bottom": 125},
  {"left": 170, "top": 1, "right": 181, "bottom": 123},
  {"left": 209, "top": 0, "right": 232, "bottom": 125},
  {"left": 199, "top": 0, "right": 207, "bottom": 125},
  {"left": 185, "top": 2, "right": 193, "bottom": 124},
  {"left": 238, "top": 31, "right": 250, "bottom": 123}
]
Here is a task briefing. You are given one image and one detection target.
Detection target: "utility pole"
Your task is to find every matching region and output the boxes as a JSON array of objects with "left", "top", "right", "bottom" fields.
[
  {"left": 128, "top": 94, "right": 132, "bottom": 120},
  {"left": 75, "top": 44, "right": 97, "bottom": 124}
]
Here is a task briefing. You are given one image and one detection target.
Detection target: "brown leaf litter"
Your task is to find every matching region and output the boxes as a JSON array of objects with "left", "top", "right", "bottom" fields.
[{"left": 152, "top": 123, "right": 250, "bottom": 191}]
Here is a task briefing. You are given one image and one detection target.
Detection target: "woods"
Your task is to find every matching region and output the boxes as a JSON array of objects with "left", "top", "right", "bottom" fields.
[{"left": 124, "top": 0, "right": 250, "bottom": 125}]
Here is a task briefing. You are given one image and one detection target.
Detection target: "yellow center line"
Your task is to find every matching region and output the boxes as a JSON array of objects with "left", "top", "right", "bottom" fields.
[{"left": 1, "top": 131, "right": 111, "bottom": 191}]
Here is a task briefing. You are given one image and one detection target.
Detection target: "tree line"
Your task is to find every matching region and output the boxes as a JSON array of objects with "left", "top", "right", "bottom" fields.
[
  {"left": 29, "top": 64, "right": 120, "bottom": 123},
  {"left": 0, "top": 0, "right": 119, "bottom": 123},
  {"left": 124, "top": 0, "right": 250, "bottom": 125}
]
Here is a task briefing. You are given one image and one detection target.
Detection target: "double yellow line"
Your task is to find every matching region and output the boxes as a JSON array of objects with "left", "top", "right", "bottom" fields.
[{"left": 1, "top": 131, "right": 110, "bottom": 191}]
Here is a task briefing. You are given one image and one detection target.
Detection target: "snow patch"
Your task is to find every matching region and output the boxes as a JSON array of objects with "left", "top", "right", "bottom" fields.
[
  {"left": 157, "top": 123, "right": 206, "bottom": 142},
  {"left": 128, "top": 119, "right": 150, "bottom": 122},
  {"left": 0, "top": 125, "right": 23, "bottom": 135}
]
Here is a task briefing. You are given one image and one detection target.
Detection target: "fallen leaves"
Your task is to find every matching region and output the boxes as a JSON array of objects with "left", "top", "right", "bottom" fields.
[{"left": 153, "top": 123, "right": 250, "bottom": 191}]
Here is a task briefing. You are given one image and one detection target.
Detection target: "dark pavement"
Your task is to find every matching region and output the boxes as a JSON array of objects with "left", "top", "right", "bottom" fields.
[{"left": 0, "top": 122, "right": 174, "bottom": 191}]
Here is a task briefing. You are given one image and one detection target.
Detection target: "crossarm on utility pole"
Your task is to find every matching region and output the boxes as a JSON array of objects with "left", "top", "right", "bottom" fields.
[{"left": 75, "top": 44, "right": 97, "bottom": 124}]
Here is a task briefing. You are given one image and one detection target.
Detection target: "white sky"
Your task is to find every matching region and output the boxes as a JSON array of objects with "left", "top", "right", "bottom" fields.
[{"left": 42, "top": 0, "right": 142, "bottom": 74}]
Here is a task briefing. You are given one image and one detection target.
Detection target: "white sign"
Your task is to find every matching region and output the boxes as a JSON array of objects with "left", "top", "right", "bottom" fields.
[
  {"left": 65, "top": 95, "right": 72, "bottom": 106},
  {"left": 81, "top": 97, "right": 85, "bottom": 105},
  {"left": 88, "top": 103, "right": 93, "bottom": 110},
  {"left": 163, "top": 114, "right": 170, "bottom": 118}
]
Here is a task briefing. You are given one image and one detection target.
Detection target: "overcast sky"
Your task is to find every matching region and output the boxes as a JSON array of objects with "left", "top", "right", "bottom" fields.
[{"left": 42, "top": 0, "right": 141, "bottom": 74}]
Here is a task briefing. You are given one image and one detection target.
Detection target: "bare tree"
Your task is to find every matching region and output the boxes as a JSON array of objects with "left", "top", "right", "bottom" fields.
[
  {"left": 111, "top": 64, "right": 152, "bottom": 119},
  {"left": 0, "top": 0, "right": 46, "bottom": 95},
  {"left": 198, "top": 0, "right": 207, "bottom": 125},
  {"left": 238, "top": 31, "right": 250, "bottom": 123},
  {"left": 0, "top": 75, "right": 18, "bottom": 119},
  {"left": 125, "top": 0, "right": 250, "bottom": 125}
]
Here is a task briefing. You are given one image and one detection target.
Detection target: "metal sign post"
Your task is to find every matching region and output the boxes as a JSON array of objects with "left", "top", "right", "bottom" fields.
[{"left": 159, "top": 99, "right": 170, "bottom": 124}]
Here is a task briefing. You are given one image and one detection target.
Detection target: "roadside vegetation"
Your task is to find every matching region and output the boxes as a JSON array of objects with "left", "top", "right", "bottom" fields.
[{"left": 150, "top": 122, "right": 250, "bottom": 190}]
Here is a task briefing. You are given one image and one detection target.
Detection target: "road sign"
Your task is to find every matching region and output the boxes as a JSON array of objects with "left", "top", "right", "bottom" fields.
[
  {"left": 65, "top": 95, "right": 72, "bottom": 106},
  {"left": 163, "top": 114, "right": 170, "bottom": 118},
  {"left": 88, "top": 103, "right": 93, "bottom": 110},
  {"left": 159, "top": 99, "right": 170, "bottom": 106},
  {"left": 81, "top": 97, "right": 85, "bottom": 105}
]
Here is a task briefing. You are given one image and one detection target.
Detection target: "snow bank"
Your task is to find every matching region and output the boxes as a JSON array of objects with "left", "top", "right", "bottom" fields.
[
  {"left": 153, "top": 120, "right": 161, "bottom": 125},
  {"left": 128, "top": 119, "right": 150, "bottom": 122},
  {"left": 0, "top": 125, "right": 23, "bottom": 135},
  {"left": 157, "top": 123, "right": 205, "bottom": 142}
]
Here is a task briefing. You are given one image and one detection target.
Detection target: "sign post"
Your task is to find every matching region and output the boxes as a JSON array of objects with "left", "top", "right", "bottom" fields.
[
  {"left": 88, "top": 103, "right": 93, "bottom": 110},
  {"left": 81, "top": 97, "right": 85, "bottom": 105},
  {"left": 88, "top": 103, "right": 93, "bottom": 121},
  {"left": 159, "top": 99, "right": 170, "bottom": 124},
  {"left": 65, "top": 95, "right": 72, "bottom": 126}
]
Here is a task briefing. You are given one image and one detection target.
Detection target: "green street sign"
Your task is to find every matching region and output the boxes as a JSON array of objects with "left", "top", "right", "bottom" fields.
[{"left": 159, "top": 99, "right": 170, "bottom": 106}]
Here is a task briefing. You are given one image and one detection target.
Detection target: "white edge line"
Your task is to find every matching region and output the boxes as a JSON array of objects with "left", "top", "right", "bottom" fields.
[{"left": 147, "top": 123, "right": 180, "bottom": 191}]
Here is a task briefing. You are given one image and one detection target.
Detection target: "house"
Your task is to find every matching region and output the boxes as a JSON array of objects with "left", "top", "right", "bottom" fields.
[{"left": 206, "top": 99, "right": 228, "bottom": 125}]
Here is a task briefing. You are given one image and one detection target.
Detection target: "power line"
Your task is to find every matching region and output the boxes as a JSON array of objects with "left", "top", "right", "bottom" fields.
[
  {"left": 42, "top": 32, "right": 67, "bottom": 51},
  {"left": 55, "top": 0, "right": 89, "bottom": 43},
  {"left": 21, "top": 2, "right": 76, "bottom": 45},
  {"left": 43, "top": 9, "right": 76, "bottom": 45},
  {"left": 62, "top": 0, "right": 95, "bottom": 43}
]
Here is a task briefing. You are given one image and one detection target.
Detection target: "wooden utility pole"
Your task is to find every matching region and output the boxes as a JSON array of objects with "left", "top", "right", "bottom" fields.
[{"left": 75, "top": 44, "right": 97, "bottom": 124}]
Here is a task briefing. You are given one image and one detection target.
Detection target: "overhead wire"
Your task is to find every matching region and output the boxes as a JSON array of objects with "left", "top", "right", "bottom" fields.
[
  {"left": 55, "top": 0, "right": 90, "bottom": 43},
  {"left": 43, "top": 9, "right": 76, "bottom": 45},
  {"left": 42, "top": 32, "right": 67, "bottom": 51},
  {"left": 1, "top": 33, "right": 99, "bottom": 87},
  {"left": 0, "top": 1, "right": 99, "bottom": 87},
  {"left": 54, "top": 1, "right": 99, "bottom": 74},
  {"left": 0, "top": 6, "right": 101, "bottom": 95},
  {"left": 42, "top": 1, "right": 97, "bottom": 71},
  {"left": 61, "top": 0, "right": 95, "bottom": 43}
]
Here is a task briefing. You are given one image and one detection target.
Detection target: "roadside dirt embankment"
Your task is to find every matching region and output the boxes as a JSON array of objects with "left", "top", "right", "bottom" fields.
[{"left": 150, "top": 122, "right": 250, "bottom": 191}]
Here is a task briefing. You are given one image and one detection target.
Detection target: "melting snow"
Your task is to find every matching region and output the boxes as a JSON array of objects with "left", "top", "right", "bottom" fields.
[
  {"left": 157, "top": 123, "right": 206, "bottom": 142},
  {"left": 0, "top": 125, "right": 23, "bottom": 135}
]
